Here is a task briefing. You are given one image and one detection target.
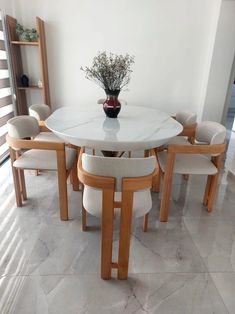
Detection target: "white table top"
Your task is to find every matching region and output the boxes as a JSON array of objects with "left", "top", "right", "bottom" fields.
[{"left": 45, "top": 105, "right": 183, "bottom": 151}]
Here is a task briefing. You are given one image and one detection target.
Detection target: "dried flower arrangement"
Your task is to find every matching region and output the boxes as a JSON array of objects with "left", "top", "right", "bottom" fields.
[{"left": 81, "top": 51, "right": 135, "bottom": 92}]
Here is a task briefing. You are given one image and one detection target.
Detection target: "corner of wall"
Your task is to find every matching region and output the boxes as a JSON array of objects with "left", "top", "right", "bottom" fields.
[
  {"left": 201, "top": 0, "right": 235, "bottom": 123},
  {"left": 197, "top": 0, "right": 222, "bottom": 122}
]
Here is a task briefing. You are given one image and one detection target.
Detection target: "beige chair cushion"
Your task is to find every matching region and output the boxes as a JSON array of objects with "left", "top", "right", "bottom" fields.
[
  {"left": 165, "top": 136, "right": 191, "bottom": 146},
  {"left": 29, "top": 104, "right": 51, "bottom": 121},
  {"left": 83, "top": 187, "right": 152, "bottom": 219},
  {"left": 158, "top": 151, "right": 218, "bottom": 175},
  {"left": 196, "top": 121, "right": 226, "bottom": 145},
  {"left": 175, "top": 111, "right": 197, "bottom": 125},
  {"left": 7, "top": 116, "right": 40, "bottom": 139},
  {"left": 13, "top": 147, "right": 76, "bottom": 170},
  {"left": 34, "top": 132, "right": 64, "bottom": 142}
]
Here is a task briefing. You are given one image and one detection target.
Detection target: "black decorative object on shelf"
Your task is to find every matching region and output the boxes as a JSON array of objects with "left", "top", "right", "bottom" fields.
[{"left": 20, "top": 74, "right": 29, "bottom": 87}]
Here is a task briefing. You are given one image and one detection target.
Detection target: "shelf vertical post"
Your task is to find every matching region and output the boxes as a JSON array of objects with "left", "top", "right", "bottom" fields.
[{"left": 36, "top": 17, "right": 51, "bottom": 107}]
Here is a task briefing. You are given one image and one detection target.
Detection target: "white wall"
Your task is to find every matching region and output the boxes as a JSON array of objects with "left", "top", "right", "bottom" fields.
[
  {"left": 9, "top": 0, "right": 223, "bottom": 117},
  {"left": 0, "top": 0, "right": 13, "bottom": 15},
  {"left": 201, "top": 0, "right": 235, "bottom": 122}
]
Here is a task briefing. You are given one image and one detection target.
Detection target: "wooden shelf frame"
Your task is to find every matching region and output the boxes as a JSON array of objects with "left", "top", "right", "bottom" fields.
[
  {"left": 6, "top": 15, "right": 51, "bottom": 115},
  {"left": 11, "top": 41, "right": 39, "bottom": 46},
  {"left": 17, "top": 85, "right": 43, "bottom": 90}
]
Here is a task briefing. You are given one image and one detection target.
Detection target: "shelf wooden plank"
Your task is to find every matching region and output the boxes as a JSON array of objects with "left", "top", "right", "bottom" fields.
[
  {"left": 11, "top": 41, "right": 39, "bottom": 46},
  {"left": 17, "top": 85, "right": 42, "bottom": 90}
]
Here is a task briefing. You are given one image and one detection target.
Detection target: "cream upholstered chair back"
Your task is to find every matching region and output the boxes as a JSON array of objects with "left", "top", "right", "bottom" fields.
[
  {"left": 175, "top": 110, "right": 197, "bottom": 126},
  {"left": 7, "top": 116, "right": 40, "bottom": 139},
  {"left": 82, "top": 153, "right": 156, "bottom": 219},
  {"left": 82, "top": 153, "right": 155, "bottom": 192},
  {"left": 29, "top": 104, "right": 51, "bottom": 121},
  {"left": 195, "top": 121, "right": 226, "bottom": 145}
]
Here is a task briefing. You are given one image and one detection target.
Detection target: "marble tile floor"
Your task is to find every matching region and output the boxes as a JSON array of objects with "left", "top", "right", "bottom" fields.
[{"left": 0, "top": 158, "right": 235, "bottom": 313}]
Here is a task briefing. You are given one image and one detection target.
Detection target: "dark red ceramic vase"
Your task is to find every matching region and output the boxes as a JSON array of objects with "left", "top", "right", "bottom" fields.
[{"left": 103, "top": 89, "right": 121, "bottom": 118}]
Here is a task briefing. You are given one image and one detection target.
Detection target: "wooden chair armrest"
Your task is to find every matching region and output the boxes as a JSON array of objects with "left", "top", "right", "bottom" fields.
[
  {"left": 167, "top": 143, "right": 226, "bottom": 154},
  {"left": 38, "top": 120, "right": 51, "bottom": 132},
  {"left": 178, "top": 123, "right": 197, "bottom": 137},
  {"left": 6, "top": 134, "right": 65, "bottom": 151}
]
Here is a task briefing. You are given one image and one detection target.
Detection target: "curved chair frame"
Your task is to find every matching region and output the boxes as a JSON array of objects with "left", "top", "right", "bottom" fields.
[
  {"left": 77, "top": 147, "right": 158, "bottom": 280},
  {"left": 6, "top": 127, "right": 79, "bottom": 221},
  {"left": 158, "top": 142, "right": 226, "bottom": 222},
  {"left": 176, "top": 122, "right": 197, "bottom": 144}
]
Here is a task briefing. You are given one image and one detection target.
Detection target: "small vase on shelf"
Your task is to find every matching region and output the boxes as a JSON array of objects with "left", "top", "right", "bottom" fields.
[{"left": 103, "top": 89, "right": 121, "bottom": 118}]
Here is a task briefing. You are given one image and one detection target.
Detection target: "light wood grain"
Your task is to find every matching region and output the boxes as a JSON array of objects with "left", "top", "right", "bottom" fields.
[{"left": 78, "top": 147, "right": 157, "bottom": 280}]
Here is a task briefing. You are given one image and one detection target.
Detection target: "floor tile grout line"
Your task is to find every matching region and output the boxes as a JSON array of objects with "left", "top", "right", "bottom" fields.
[
  {"left": 3, "top": 271, "right": 235, "bottom": 279},
  {"left": 207, "top": 272, "right": 231, "bottom": 313}
]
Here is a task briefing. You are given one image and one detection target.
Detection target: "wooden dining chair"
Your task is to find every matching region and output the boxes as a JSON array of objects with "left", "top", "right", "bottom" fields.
[
  {"left": 156, "top": 121, "right": 226, "bottom": 222},
  {"left": 169, "top": 110, "right": 197, "bottom": 145},
  {"left": 6, "top": 115, "right": 79, "bottom": 221},
  {"left": 29, "top": 104, "right": 62, "bottom": 142},
  {"left": 77, "top": 147, "right": 158, "bottom": 280}
]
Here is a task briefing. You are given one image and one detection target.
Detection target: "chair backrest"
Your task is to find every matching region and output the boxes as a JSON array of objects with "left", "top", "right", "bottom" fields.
[
  {"left": 82, "top": 153, "right": 155, "bottom": 192},
  {"left": 7, "top": 116, "right": 40, "bottom": 139},
  {"left": 29, "top": 104, "right": 51, "bottom": 121},
  {"left": 195, "top": 121, "right": 226, "bottom": 145},
  {"left": 175, "top": 110, "right": 197, "bottom": 126}
]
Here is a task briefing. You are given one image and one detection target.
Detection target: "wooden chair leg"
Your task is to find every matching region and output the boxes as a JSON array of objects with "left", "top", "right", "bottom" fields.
[
  {"left": 57, "top": 151, "right": 68, "bottom": 221},
  {"left": 154, "top": 166, "right": 162, "bottom": 193},
  {"left": 206, "top": 156, "right": 222, "bottom": 212},
  {"left": 143, "top": 213, "right": 149, "bottom": 232},
  {"left": 101, "top": 189, "right": 114, "bottom": 280},
  {"left": 82, "top": 206, "right": 87, "bottom": 231},
  {"left": 118, "top": 191, "right": 133, "bottom": 280},
  {"left": 203, "top": 175, "right": 212, "bottom": 206},
  {"left": 153, "top": 154, "right": 162, "bottom": 193},
  {"left": 34, "top": 170, "right": 39, "bottom": 176},
  {"left": 207, "top": 174, "right": 219, "bottom": 212},
  {"left": 18, "top": 169, "right": 27, "bottom": 200},
  {"left": 81, "top": 185, "right": 87, "bottom": 231},
  {"left": 182, "top": 174, "right": 189, "bottom": 180},
  {"left": 144, "top": 150, "right": 150, "bottom": 157},
  {"left": 12, "top": 167, "right": 22, "bottom": 206},
  {"left": 159, "top": 153, "right": 175, "bottom": 222},
  {"left": 9, "top": 149, "right": 22, "bottom": 207},
  {"left": 70, "top": 161, "right": 79, "bottom": 191},
  {"left": 82, "top": 185, "right": 87, "bottom": 231}
]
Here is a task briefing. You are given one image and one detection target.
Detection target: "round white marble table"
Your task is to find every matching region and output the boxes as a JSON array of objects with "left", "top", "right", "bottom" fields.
[{"left": 45, "top": 105, "right": 183, "bottom": 151}]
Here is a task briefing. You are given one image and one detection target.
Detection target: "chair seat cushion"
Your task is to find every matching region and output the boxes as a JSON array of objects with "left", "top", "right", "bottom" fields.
[
  {"left": 13, "top": 147, "right": 76, "bottom": 170},
  {"left": 34, "top": 132, "right": 64, "bottom": 142},
  {"left": 83, "top": 186, "right": 152, "bottom": 219},
  {"left": 158, "top": 151, "right": 218, "bottom": 175},
  {"left": 166, "top": 136, "right": 190, "bottom": 145}
]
